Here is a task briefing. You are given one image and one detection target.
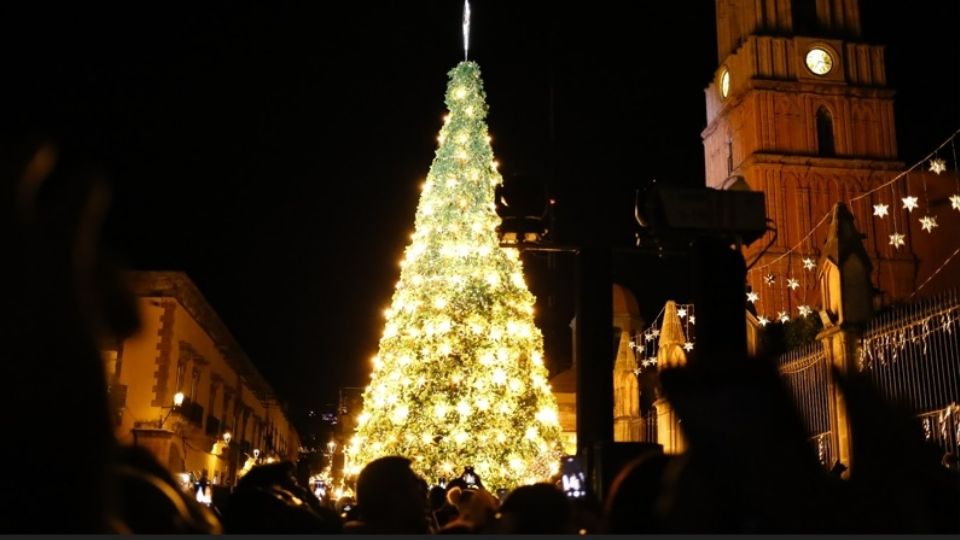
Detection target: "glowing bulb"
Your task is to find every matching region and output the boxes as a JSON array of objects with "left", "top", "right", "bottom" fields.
[
  {"left": 454, "top": 86, "right": 467, "bottom": 99},
  {"left": 433, "top": 297, "right": 447, "bottom": 309},
  {"left": 536, "top": 407, "right": 559, "bottom": 425},
  {"left": 492, "top": 368, "right": 507, "bottom": 385},
  {"left": 390, "top": 404, "right": 409, "bottom": 424},
  {"left": 357, "top": 412, "right": 371, "bottom": 425},
  {"left": 434, "top": 403, "right": 449, "bottom": 418},
  {"left": 456, "top": 400, "right": 472, "bottom": 417}
]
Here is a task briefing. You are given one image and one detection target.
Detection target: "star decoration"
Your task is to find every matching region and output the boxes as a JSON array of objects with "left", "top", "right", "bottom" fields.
[
  {"left": 746, "top": 291, "right": 759, "bottom": 303},
  {"left": 787, "top": 278, "right": 800, "bottom": 290},
  {"left": 803, "top": 258, "right": 816, "bottom": 271},
  {"left": 764, "top": 273, "right": 776, "bottom": 286},
  {"left": 889, "top": 232, "right": 906, "bottom": 248},
  {"left": 677, "top": 308, "right": 687, "bottom": 318},
  {"left": 758, "top": 316, "right": 770, "bottom": 327},
  {"left": 651, "top": 329, "right": 660, "bottom": 338},
  {"left": 644, "top": 333, "right": 655, "bottom": 342},
  {"left": 873, "top": 203, "right": 889, "bottom": 218},
  {"left": 688, "top": 316, "right": 696, "bottom": 325},
  {"left": 683, "top": 342, "right": 694, "bottom": 352},
  {"left": 929, "top": 158, "right": 947, "bottom": 175},
  {"left": 798, "top": 305, "right": 813, "bottom": 317},
  {"left": 950, "top": 194, "right": 960, "bottom": 211},
  {"left": 628, "top": 340, "right": 637, "bottom": 349},
  {"left": 633, "top": 368, "right": 643, "bottom": 376},
  {"left": 919, "top": 215, "right": 939, "bottom": 233},
  {"left": 778, "top": 311, "right": 790, "bottom": 323},
  {"left": 901, "top": 196, "right": 919, "bottom": 212}
]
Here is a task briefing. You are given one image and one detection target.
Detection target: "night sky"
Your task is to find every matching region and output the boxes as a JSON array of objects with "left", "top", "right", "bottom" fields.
[{"left": 7, "top": 1, "right": 958, "bottom": 422}]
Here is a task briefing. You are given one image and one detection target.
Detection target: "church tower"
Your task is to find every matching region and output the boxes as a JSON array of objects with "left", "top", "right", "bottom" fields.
[{"left": 703, "top": 0, "right": 918, "bottom": 317}]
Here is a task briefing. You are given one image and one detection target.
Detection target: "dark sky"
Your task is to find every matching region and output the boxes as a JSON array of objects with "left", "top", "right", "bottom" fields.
[{"left": 6, "top": 1, "right": 959, "bottom": 420}]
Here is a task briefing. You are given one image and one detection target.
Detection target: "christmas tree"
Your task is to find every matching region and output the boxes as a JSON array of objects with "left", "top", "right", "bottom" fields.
[{"left": 348, "top": 61, "right": 563, "bottom": 490}]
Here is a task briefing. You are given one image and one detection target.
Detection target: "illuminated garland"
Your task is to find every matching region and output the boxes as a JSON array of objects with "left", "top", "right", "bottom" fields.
[
  {"left": 747, "top": 128, "right": 960, "bottom": 326},
  {"left": 348, "top": 61, "right": 563, "bottom": 490}
]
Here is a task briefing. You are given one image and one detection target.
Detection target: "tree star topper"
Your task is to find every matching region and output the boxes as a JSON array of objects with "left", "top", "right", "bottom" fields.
[
  {"left": 462, "top": 0, "right": 471, "bottom": 60},
  {"left": 873, "top": 203, "right": 889, "bottom": 218}
]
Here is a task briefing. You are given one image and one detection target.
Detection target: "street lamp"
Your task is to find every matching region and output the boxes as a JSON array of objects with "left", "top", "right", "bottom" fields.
[{"left": 159, "top": 391, "right": 185, "bottom": 428}]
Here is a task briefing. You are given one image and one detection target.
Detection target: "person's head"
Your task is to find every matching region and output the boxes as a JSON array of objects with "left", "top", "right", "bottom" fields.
[
  {"left": 355, "top": 456, "right": 428, "bottom": 533},
  {"left": 443, "top": 486, "right": 499, "bottom": 532},
  {"left": 604, "top": 451, "right": 671, "bottom": 533},
  {"left": 496, "top": 483, "right": 573, "bottom": 534}
]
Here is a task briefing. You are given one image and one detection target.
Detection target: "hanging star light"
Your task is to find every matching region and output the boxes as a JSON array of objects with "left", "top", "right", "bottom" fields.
[
  {"left": 798, "top": 305, "right": 813, "bottom": 317},
  {"left": 873, "top": 203, "right": 889, "bottom": 218},
  {"left": 778, "top": 311, "right": 790, "bottom": 323},
  {"left": 764, "top": 273, "right": 776, "bottom": 286},
  {"left": 651, "top": 329, "right": 660, "bottom": 338},
  {"left": 688, "top": 316, "right": 696, "bottom": 324},
  {"left": 677, "top": 308, "right": 687, "bottom": 318},
  {"left": 919, "top": 215, "right": 939, "bottom": 233},
  {"left": 929, "top": 158, "right": 947, "bottom": 175},
  {"left": 889, "top": 232, "right": 906, "bottom": 248},
  {"left": 644, "top": 332, "right": 655, "bottom": 342},
  {"left": 787, "top": 278, "right": 800, "bottom": 290},
  {"left": 746, "top": 291, "right": 759, "bottom": 303},
  {"left": 950, "top": 194, "right": 960, "bottom": 211},
  {"left": 683, "top": 342, "right": 694, "bottom": 352},
  {"left": 802, "top": 258, "right": 816, "bottom": 271},
  {"left": 901, "top": 195, "right": 919, "bottom": 212},
  {"left": 758, "top": 316, "right": 770, "bottom": 327}
]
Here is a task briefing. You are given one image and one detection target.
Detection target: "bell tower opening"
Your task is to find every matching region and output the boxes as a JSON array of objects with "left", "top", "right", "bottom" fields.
[{"left": 816, "top": 107, "right": 836, "bottom": 157}]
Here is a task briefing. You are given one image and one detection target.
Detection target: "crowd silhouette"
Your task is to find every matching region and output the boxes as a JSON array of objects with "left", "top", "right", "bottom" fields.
[{"left": 1, "top": 139, "right": 958, "bottom": 534}]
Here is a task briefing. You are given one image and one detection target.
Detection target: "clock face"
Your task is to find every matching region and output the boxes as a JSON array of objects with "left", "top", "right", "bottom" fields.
[
  {"left": 719, "top": 68, "right": 730, "bottom": 99},
  {"left": 805, "top": 47, "right": 834, "bottom": 75}
]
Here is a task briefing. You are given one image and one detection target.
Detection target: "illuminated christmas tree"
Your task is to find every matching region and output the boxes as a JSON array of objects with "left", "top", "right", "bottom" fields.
[{"left": 348, "top": 61, "right": 563, "bottom": 489}]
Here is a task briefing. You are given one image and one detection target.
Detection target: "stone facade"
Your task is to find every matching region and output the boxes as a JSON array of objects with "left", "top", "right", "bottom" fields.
[
  {"left": 705, "top": 0, "right": 960, "bottom": 315},
  {"left": 103, "top": 271, "right": 300, "bottom": 486}
]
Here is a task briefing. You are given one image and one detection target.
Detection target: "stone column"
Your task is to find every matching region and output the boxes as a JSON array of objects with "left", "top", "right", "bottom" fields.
[{"left": 815, "top": 203, "right": 876, "bottom": 474}]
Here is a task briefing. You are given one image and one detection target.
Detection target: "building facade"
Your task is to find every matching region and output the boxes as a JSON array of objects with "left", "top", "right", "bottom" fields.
[
  {"left": 704, "top": 0, "right": 959, "bottom": 317},
  {"left": 104, "top": 271, "right": 300, "bottom": 486}
]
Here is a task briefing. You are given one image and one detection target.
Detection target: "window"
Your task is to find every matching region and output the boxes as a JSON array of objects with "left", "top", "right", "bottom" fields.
[
  {"left": 189, "top": 368, "right": 201, "bottom": 401},
  {"left": 816, "top": 107, "right": 836, "bottom": 156}
]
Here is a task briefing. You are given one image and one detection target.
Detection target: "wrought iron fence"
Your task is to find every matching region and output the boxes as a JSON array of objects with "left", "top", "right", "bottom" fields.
[
  {"left": 777, "top": 341, "right": 833, "bottom": 465},
  {"left": 858, "top": 289, "right": 960, "bottom": 419},
  {"left": 777, "top": 289, "right": 960, "bottom": 461}
]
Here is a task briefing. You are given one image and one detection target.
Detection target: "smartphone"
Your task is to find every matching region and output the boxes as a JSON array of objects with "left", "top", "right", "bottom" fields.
[
  {"left": 560, "top": 456, "right": 586, "bottom": 499},
  {"left": 460, "top": 466, "right": 480, "bottom": 489}
]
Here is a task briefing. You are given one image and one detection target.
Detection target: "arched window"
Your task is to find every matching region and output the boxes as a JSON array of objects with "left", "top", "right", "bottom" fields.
[{"left": 816, "top": 107, "right": 836, "bottom": 156}]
